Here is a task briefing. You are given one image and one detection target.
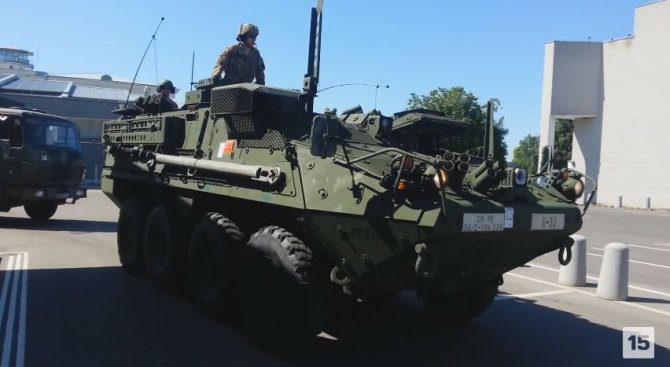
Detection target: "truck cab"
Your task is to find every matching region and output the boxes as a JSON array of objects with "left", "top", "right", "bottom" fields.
[{"left": 0, "top": 107, "right": 87, "bottom": 220}]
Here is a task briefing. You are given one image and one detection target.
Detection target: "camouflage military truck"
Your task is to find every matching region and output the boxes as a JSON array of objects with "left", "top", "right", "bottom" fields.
[
  {"left": 101, "top": 0, "right": 593, "bottom": 348},
  {"left": 0, "top": 107, "right": 87, "bottom": 220}
]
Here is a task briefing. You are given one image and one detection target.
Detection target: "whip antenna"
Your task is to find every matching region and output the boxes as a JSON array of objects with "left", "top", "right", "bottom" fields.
[
  {"left": 124, "top": 17, "right": 165, "bottom": 107},
  {"left": 190, "top": 51, "right": 195, "bottom": 91}
]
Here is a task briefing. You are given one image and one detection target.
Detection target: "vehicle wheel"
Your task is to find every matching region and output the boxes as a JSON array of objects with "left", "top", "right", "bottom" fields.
[
  {"left": 144, "top": 204, "right": 187, "bottom": 290},
  {"left": 239, "top": 226, "right": 325, "bottom": 350},
  {"left": 187, "top": 213, "right": 245, "bottom": 319},
  {"left": 420, "top": 278, "right": 499, "bottom": 324},
  {"left": 117, "top": 198, "right": 148, "bottom": 274},
  {"left": 24, "top": 201, "right": 58, "bottom": 221}
]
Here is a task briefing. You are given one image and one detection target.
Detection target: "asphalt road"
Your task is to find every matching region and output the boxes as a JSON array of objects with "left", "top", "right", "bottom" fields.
[{"left": 1, "top": 192, "right": 669, "bottom": 366}]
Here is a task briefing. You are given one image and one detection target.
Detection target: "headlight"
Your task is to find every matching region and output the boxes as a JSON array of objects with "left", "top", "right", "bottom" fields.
[
  {"left": 433, "top": 168, "right": 449, "bottom": 189},
  {"left": 561, "top": 177, "right": 585, "bottom": 200},
  {"left": 513, "top": 168, "right": 527, "bottom": 186},
  {"left": 76, "top": 189, "right": 86, "bottom": 197},
  {"left": 34, "top": 190, "right": 45, "bottom": 198}
]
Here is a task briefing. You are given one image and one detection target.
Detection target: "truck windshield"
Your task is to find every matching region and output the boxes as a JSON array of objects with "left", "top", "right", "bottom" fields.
[{"left": 23, "top": 116, "right": 81, "bottom": 151}]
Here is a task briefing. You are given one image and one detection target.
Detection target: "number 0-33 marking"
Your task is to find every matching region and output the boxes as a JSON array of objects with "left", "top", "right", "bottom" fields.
[{"left": 530, "top": 213, "right": 565, "bottom": 231}]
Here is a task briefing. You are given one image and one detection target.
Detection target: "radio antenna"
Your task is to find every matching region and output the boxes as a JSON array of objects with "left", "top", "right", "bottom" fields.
[
  {"left": 124, "top": 17, "right": 165, "bottom": 108},
  {"left": 190, "top": 51, "right": 195, "bottom": 91}
]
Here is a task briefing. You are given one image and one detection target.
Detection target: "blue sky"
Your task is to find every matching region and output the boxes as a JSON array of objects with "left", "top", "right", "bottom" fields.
[{"left": 1, "top": 0, "right": 648, "bottom": 153}]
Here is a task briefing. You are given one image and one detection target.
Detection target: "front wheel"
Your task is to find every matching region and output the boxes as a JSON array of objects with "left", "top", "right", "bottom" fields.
[
  {"left": 187, "top": 213, "right": 245, "bottom": 318},
  {"left": 239, "top": 226, "right": 325, "bottom": 350},
  {"left": 117, "top": 198, "right": 148, "bottom": 274},
  {"left": 24, "top": 201, "right": 58, "bottom": 221},
  {"left": 144, "top": 204, "right": 187, "bottom": 290}
]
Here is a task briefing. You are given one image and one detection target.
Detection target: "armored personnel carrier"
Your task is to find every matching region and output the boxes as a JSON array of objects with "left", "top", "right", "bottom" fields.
[
  {"left": 101, "top": 0, "right": 593, "bottom": 348},
  {"left": 1, "top": 107, "right": 87, "bottom": 220}
]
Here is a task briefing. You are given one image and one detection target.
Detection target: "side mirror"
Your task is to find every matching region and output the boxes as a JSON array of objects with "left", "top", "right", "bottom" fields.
[{"left": 309, "top": 114, "right": 341, "bottom": 157}]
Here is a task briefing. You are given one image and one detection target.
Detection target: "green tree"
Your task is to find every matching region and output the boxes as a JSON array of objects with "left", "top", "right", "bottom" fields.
[
  {"left": 407, "top": 86, "right": 508, "bottom": 162},
  {"left": 513, "top": 134, "right": 539, "bottom": 172},
  {"left": 553, "top": 119, "right": 574, "bottom": 168}
]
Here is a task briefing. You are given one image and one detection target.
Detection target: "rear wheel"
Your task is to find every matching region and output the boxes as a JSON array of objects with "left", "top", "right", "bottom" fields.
[
  {"left": 24, "top": 201, "right": 58, "bottom": 221},
  {"left": 144, "top": 204, "right": 187, "bottom": 290},
  {"left": 117, "top": 198, "right": 148, "bottom": 274},
  {"left": 239, "top": 226, "right": 325, "bottom": 350},
  {"left": 420, "top": 278, "right": 500, "bottom": 324},
  {"left": 187, "top": 213, "right": 245, "bottom": 318}
]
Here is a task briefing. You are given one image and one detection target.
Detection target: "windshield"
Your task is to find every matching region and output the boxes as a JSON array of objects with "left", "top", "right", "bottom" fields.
[{"left": 24, "top": 116, "right": 81, "bottom": 151}]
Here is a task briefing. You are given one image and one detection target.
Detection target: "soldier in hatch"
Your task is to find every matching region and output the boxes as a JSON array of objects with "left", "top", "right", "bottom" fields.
[
  {"left": 157, "top": 79, "right": 179, "bottom": 111},
  {"left": 134, "top": 79, "right": 178, "bottom": 114},
  {"left": 211, "top": 23, "right": 266, "bottom": 85}
]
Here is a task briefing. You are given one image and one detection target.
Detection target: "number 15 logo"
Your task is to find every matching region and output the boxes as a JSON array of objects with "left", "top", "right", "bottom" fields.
[{"left": 623, "top": 327, "right": 655, "bottom": 359}]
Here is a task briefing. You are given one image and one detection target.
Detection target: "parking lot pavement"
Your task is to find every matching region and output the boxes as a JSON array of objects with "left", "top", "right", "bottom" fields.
[{"left": 496, "top": 256, "right": 670, "bottom": 359}]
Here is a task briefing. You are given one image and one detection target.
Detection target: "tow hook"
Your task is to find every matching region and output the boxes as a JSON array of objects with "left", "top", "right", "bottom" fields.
[
  {"left": 557, "top": 236, "right": 575, "bottom": 266},
  {"left": 415, "top": 243, "right": 438, "bottom": 280}
]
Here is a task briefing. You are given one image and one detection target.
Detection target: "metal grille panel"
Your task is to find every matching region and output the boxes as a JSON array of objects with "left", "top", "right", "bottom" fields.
[
  {"left": 225, "top": 114, "right": 256, "bottom": 135},
  {"left": 239, "top": 129, "right": 287, "bottom": 150},
  {"left": 211, "top": 87, "right": 253, "bottom": 114}
]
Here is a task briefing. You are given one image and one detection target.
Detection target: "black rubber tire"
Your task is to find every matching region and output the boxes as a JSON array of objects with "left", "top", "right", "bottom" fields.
[
  {"left": 144, "top": 204, "right": 187, "bottom": 290},
  {"left": 239, "top": 226, "right": 325, "bottom": 350},
  {"left": 420, "top": 278, "right": 499, "bottom": 324},
  {"left": 187, "top": 212, "right": 245, "bottom": 319},
  {"left": 117, "top": 198, "right": 148, "bottom": 274},
  {"left": 24, "top": 201, "right": 58, "bottom": 221}
]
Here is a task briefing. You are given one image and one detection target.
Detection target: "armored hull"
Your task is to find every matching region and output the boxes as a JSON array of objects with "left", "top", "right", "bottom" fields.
[{"left": 101, "top": 0, "right": 591, "bottom": 350}]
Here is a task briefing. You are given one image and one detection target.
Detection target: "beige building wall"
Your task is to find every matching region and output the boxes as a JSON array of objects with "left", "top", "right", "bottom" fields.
[{"left": 539, "top": 0, "right": 670, "bottom": 209}]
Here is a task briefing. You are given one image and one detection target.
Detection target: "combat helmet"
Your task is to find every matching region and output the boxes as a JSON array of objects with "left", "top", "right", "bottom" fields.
[
  {"left": 238, "top": 23, "right": 260, "bottom": 38},
  {"left": 157, "top": 79, "right": 176, "bottom": 94}
]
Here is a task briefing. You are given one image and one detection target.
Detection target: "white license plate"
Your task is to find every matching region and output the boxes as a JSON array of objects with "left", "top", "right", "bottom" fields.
[
  {"left": 531, "top": 213, "right": 565, "bottom": 230},
  {"left": 56, "top": 193, "right": 69, "bottom": 199},
  {"left": 462, "top": 213, "right": 505, "bottom": 232}
]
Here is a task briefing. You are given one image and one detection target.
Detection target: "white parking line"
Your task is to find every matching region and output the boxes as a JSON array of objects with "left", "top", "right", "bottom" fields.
[
  {"left": 526, "top": 262, "right": 670, "bottom": 299},
  {"left": 495, "top": 289, "right": 573, "bottom": 301},
  {"left": 507, "top": 271, "right": 670, "bottom": 318},
  {"left": 593, "top": 244, "right": 670, "bottom": 252},
  {"left": 17, "top": 254, "right": 28, "bottom": 367},
  {"left": 0, "top": 252, "right": 29, "bottom": 367},
  {"left": 2, "top": 253, "right": 21, "bottom": 367},
  {"left": 0, "top": 256, "right": 17, "bottom": 336},
  {"left": 587, "top": 252, "right": 670, "bottom": 270}
]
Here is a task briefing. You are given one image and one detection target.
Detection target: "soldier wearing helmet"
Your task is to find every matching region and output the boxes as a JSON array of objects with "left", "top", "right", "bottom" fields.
[
  {"left": 211, "top": 23, "right": 266, "bottom": 85},
  {"left": 135, "top": 79, "right": 178, "bottom": 114},
  {"left": 156, "top": 79, "right": 179, "bottom": 111}
]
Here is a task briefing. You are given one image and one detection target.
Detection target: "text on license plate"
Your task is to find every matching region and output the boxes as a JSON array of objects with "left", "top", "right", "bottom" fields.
[
  {"left": 462, "top": 213, "right": 505, "bottom": 232},
  {"left": 531, "top": 213, "right": 565, "bottom": 230}
]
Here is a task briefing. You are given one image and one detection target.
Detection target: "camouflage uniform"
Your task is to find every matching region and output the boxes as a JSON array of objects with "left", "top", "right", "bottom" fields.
[
  {"left": 211, "top": 43, "right": 265, "bottom": 85},
  {"left": 162, "top": 95, "right": 179, "bottom": 111}
]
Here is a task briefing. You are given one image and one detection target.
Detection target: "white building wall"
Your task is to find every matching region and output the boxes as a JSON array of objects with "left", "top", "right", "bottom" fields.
[
  {"left": 538, "top": 42, "right": 602, "bottom": 186},
  {"left": 597, "top": 1, "right": 670, "bottom": 209},
  {"left": 540, "top": 0, "right": 670, "bottom": 209}
]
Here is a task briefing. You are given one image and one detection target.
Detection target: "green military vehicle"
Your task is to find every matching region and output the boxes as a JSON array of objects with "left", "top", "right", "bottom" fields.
[
  {"left": 101, "top": 0, "right": 593, "bottom": 348},
  {"left": 0, "top": 107, "right": 87, "bottom": 221}
]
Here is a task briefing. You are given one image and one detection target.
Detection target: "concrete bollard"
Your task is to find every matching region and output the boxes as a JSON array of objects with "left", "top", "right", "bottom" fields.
[
  {"left": 596, "top": 242, "right": 629, "bottom": 301},
  {"left": 559, "top": 234, "right": 587, "bottom": 286}
]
